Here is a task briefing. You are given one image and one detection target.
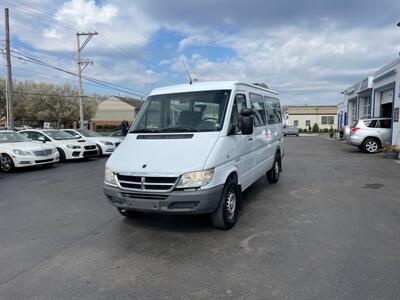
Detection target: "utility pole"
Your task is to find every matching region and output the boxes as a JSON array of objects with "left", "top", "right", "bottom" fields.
[
  {"left": 4, "top": 8, "right": 14, "bottom": 131},
  {"left": 76, "top": 31, "right": 97, "bottom": 128}
]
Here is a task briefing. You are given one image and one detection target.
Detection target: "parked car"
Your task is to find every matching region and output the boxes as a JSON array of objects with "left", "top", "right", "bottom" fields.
[
  {"left": 103, "top": 81, "right": 284, "bottom": 229},
  {"left": 348, "top": 118, "right": 392, "bottom": 153},
  {"left": 109, "top": 130, "right": 125, "bottom": 139},
  {"left": 61, "top": 129, "right": 122, "bottom": 156},
  {"left": 0, "top": 130, "right": 59, "bottom": 172},
  {"left": 283, "top": 125, "right": 299, "bottom": 136},
  {"left": 19, "top": 129, "right": 98, "bottom": 161}
]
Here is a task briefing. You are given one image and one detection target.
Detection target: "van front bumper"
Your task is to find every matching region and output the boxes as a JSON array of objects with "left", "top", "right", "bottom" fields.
[{"left": 104, "top": 184, "right": 224, "bottom": 214}]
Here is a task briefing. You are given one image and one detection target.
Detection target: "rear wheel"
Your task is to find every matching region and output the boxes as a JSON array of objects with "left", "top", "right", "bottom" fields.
[
  {"left": 211, "top": 178, "right": 240, "bottom": 230},
  {"left": 117, "top": 208, "right": 144, "bottom": 218},
  {"left": 267, "top": 153, "right": 281, "bottom": 183},
  {"left": 362, "top": 138, "right": 380, "bottom": 154},
  {"left": 1, "top": 154, "right": 14, "bottom": 172}
]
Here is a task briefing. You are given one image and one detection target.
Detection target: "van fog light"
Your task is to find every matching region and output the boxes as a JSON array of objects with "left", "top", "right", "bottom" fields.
[{"left": 176, "top": 168, "right": 214, "bottom": 189}]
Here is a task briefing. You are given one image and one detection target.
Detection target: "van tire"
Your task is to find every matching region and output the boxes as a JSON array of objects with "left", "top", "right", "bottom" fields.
[
  {"left": 211, "top": 179, "right": 240, "bottom": 230},
  {"left": 361, "top": 138, "right": 380, "bottom": 154},
  {"left": 267, "top": 153, "right": 281, "bottom": 183},
  {"left": 117, "top": 208, "right": 144, "bottom": 218},
  {"left": 57, "top": 148, "right": 66, "bottom": 162}
]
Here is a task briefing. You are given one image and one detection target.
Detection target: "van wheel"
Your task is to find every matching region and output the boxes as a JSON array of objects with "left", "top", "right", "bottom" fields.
[
  {"left": 211, "top": 178, "right": 240, "bottom": 230},
  {"left": 362, "top": 138, "right": 380, "bottom": 154},
  {"left": 117, "top": 208, "right": 144, "bottom": 218},
  {"left": 57, "top": 148, "right": 66, "bottom": 162},
  {"left": 267, "top": 153, "right": 281, "bottom": 183},
  {"left": 1, "top": 154, "right": 14, "bottom": 172}
]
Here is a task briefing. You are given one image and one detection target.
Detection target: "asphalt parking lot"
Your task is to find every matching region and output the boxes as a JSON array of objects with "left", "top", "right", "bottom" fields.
[{"left": 1, "top": 135, "right": 399, "bottom": 300}]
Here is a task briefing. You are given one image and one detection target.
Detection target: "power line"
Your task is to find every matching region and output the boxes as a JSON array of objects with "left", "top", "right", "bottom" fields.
[
  {"left": 0, "top": 90, "right": 89, "bottom": 98},
  {"left": 9, "top": 50, "right": 147, "bottom": 98}
]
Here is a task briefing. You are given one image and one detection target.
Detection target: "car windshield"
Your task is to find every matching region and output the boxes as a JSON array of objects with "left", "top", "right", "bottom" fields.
[
  {"left": 130, "top": 90, "right": 231, "bottom": 133},
  {"left": 77, "top": 129, "right": 101, "bottom": 137},
  {"left": 44, "top": 130, "right": 76, "bottom": 140},
  {"left": 0, "top": 131, "right": 30, "bottom": 143}
]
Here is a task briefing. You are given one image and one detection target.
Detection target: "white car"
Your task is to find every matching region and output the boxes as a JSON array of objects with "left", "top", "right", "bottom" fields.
[
  {"left": 61, "top": 129, "right": 122, "bottom": 156},
  {"left": 19, "top": 129, "right": 98, "bottom": 162},
  {"left": 0, "top": 130, "right": 59, "bottom": 172}
]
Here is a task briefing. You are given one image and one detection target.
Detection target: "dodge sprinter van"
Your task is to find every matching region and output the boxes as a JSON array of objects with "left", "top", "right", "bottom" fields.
[{"left": 104, "top": 81, "right": 284, "bottom": 229}]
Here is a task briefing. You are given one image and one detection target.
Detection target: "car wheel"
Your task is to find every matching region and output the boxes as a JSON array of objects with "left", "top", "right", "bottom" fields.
[
  {"left": 267, "top": 153, "right": 281, "bottom": 183},
  {"left": 57, "top": 148, "right": 66, "bottom": 162},
  {"left": 97, "top": 145, "right": 103, "bottom": 157},
  {"left": 211, "top": 178, "right": 240, "bottom": 230},
  {"left": 117, "top": 208, "right": 144, "bottom": 218},
  {"left": 362, "top": 138, "right": 380, "bottom": 154},
  {"left": 1, "top": 154, "right": 14, "bottom": 172}
]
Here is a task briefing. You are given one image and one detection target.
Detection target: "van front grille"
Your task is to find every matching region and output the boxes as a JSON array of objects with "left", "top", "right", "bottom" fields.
[{"left": 116, "top": 175, "right": 178, "bottom": 192}]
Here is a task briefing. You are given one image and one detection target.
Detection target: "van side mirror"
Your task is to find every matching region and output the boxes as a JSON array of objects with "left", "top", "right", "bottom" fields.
[
  {"left": 38, "top": 136, "right": 46, "bottom": 143},
  {"left": 240, "top": 109, "right": 254, "bottom": 135}
]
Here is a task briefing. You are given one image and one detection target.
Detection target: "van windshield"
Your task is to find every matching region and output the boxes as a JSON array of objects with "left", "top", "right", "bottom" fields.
[{"left": 131, "top": 90, "right": 231, "bottom": 133}]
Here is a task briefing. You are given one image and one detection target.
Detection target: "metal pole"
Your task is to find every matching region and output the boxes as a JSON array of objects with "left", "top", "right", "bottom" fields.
[
  {"left": 4, "top": 8, "right": 14, "bottom": 131},
  {"left": 76, "top": 33, "right": 84, "bottom": 129}
]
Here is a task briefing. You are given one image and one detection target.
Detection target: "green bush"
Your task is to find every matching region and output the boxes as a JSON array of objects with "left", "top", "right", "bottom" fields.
[
  {"left": 323, "top": 128, "right": 329, "bottom": 133},
  {"left": 312, "top": 123, "right": 319, "bottom": 132}
]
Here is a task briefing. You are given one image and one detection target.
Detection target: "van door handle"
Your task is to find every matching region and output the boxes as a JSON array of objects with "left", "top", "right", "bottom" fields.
[{"left": 248, "top": 137, "right": 253, "bottom": 141}]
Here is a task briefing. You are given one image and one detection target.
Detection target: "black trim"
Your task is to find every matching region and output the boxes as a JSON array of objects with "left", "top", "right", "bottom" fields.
[{"left": 137, "top": 134, "right": 194, "bottom": 139}]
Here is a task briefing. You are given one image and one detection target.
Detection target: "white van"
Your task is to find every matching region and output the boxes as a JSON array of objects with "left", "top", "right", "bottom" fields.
[{"left": 104, "top": 81, "right": 284, "bottom": 229}]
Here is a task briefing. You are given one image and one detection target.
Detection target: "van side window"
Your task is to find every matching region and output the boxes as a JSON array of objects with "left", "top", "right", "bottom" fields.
[
  {"left": 250, "top": 93, "right": 266, "bottom": 127},
  {"left": 265, "top": 96, "right": 282, "bottom": 124},
  {"left": 229, "top": 94, "right": 247, "bottom": 133}
]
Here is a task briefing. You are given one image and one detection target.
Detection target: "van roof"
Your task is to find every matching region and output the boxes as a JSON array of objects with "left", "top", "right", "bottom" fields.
[{"left": 149, "top": 81, "right": 279, "bottom": 96}]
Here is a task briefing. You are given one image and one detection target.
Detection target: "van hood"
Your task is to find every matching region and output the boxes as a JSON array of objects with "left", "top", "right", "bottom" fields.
[{"left": 106, "top": 132, "right": 220, "bottom": 176}]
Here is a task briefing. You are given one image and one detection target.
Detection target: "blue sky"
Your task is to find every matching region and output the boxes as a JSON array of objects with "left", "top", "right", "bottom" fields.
[{"left": 0, "top": 0, "right": 399, "bottom": 104}]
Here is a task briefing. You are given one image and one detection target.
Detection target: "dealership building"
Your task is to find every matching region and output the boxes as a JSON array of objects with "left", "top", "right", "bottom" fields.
[{"left": 337, "top": 58, "right": 400, "bottom": 146}]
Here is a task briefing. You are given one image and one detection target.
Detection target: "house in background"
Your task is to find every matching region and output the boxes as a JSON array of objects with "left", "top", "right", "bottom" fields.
[
  {"left": 92, "top": 96, "right": 144, "bottom": 126},
  {"left": 286, "top": 105, "right": 337, "bottom": 130}
]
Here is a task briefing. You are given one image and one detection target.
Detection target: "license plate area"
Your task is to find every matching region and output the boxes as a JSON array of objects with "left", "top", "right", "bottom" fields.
[{"left": 126, "top": 199, "right": 160, "bottom": 211}]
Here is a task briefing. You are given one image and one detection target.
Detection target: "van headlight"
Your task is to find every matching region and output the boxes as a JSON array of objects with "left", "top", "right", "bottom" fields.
[
  {"left": 104, "top": 167, "right": 117, "bottom": 186},
  {"left": 176, "top": 168, "right": 215, "bottom": 189}
]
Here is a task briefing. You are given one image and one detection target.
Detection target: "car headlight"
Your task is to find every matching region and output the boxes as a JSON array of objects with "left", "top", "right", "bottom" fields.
[
  {"left": 176, "top": 168, "right": 215, "bottom": 189},
  {"left": 104, "top": 167, "right": 117, "bottom": 186},
  {"left": 13, "top": 149, "right": 31, "bottom": 156},
  {"left": 66, "top": 145, "right": 81, "bottom": 149},
  {"left": 100, "top": 140, "right": 114, "bottom": 146}
]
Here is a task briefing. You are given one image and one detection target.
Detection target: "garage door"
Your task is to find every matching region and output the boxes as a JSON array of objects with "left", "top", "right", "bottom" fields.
[{"left": 381, "top": 89, "right": 393, "bottom": 104}]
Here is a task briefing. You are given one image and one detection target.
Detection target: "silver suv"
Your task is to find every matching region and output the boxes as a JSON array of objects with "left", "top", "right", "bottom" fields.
[{"left": 348, "top": 118, "right": 391, "bottom": 153}]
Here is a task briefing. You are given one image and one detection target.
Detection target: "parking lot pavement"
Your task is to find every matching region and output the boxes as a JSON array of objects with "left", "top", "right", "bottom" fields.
[{"left": 0, "top": 136, "right": 400, "bottom": 300}]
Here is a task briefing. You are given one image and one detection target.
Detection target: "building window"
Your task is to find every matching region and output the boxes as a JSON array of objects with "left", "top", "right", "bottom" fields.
[
  {"left": 322, "top": 116, "right": 334, "bottom": 124},
  {"left": 361, "top": 97, "right": 371, "bottom": 118},
  {"left": 293, "top": 120, "right": 299, "bottom": 127},
  {"left": 306, "top": 120, "right": 311, "bottom": 127}
]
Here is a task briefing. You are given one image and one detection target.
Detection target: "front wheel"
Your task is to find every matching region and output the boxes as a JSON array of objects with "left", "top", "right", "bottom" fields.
[
  {"left": 97, "top": 145, "right": 103, "bottom": 157},
  {"left": 211, "top": 179, "right": 240, "bottom": 230},
  {"left": 57, "top": 148, "right": 66, "bottom": 162},
  {"left": 1, "top": 154, "right": 14, "bottom": 172},
  {"left": 267, "top": 153, "right": 281, "bottom": 183}
]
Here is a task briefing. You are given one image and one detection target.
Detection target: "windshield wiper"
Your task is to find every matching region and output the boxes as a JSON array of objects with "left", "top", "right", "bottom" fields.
[
  {"left": 130, "top": 128, "right": 161, "bottom": 133},
  {"left": 160, "top": 127, "right": 202, "bottom": 132}
]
